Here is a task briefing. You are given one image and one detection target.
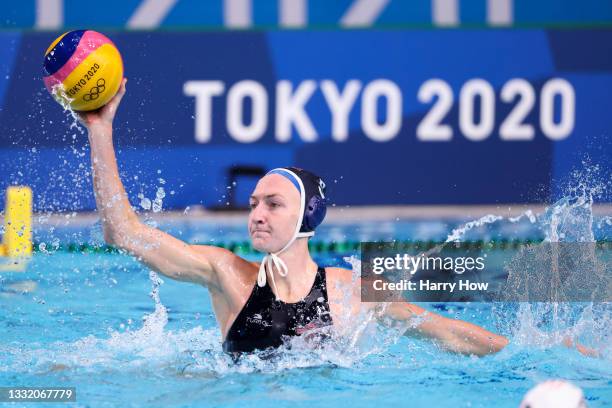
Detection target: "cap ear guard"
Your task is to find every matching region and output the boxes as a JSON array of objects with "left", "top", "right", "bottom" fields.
[
  {"left": 302, "top": 194, "right": 327, "bottom": 233},
  {"left": 266, "top": 166, "right": 328, "bottom": 235}
]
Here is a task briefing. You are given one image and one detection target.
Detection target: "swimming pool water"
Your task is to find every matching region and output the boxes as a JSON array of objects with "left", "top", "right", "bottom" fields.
[{"left": 1, "top": 208, "right": 611, "bottom": 407}]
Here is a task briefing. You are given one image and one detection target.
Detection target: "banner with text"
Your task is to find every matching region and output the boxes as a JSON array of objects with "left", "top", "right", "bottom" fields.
[{"left": 0, "top": 30, "right": 610, "bottom": 210}]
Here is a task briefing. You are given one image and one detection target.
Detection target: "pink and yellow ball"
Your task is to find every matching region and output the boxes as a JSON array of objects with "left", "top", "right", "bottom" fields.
[{"left": 43, "top": 30, "right": 123, "bottom": 111}]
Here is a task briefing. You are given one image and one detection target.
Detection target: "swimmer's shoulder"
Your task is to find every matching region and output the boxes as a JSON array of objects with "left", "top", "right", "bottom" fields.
[
  {"left": 324, "top": 266, "right": 354, "bottom": 284},
  {"left": 324, "top": 266, "right": 362, "bottom": 297},
  {"left": 189, "top": 244, "right": 259, "bottom": 285},
  {"left": 324, "top": 266, "right": 369, "bottom": 317}
]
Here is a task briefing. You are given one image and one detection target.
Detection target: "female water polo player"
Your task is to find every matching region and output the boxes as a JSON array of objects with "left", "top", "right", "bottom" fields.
[{"left": 79, "top": 78, "right": 511, "bottom": 356}]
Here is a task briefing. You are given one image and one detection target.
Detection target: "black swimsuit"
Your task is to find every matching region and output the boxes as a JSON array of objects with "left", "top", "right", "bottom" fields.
[{"left": 223, "top": 266, "right": 333, "bottom": 353}]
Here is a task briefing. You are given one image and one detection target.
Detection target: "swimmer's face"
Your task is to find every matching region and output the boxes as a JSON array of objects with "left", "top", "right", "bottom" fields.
[{"left": 248, "top": 174, "right": 301, "bottom": 253}]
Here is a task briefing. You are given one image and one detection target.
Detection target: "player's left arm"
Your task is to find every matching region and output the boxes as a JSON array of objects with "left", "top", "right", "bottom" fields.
[
  {"left": 330, "top": 270, "right": 508, "bottom": 356},
  {"left": 383, "top": 302, "right": 509, "bottom": 356}
]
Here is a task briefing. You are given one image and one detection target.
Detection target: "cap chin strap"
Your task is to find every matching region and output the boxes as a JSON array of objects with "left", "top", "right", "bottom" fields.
[
  {"left": 257, "top": 168, "right": 313, "bottom": 300},
  {"left": 257, "top": 231, "right": 314, "bottom": 300}
]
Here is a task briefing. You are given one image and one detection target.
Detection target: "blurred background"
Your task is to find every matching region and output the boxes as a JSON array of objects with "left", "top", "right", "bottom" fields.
[{"left": 0, "top": 0, "right": 611, "bottom": 212}]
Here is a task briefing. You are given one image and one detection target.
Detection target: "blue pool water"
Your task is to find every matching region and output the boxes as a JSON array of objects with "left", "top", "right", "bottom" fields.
[{"left": 1, "top": 197, "right": 611, "bottom": 407}]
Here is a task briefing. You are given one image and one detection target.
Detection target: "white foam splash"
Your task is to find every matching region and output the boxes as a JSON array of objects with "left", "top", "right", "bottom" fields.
[
  {"left": 446, "top": 214, "right": 504, "bottom": 242},
  {"left": 495, "top": 168, "right": 612, "bottom": 359},
  {"left": 50, "top": 83, "right": 84, "bottom": 133}
]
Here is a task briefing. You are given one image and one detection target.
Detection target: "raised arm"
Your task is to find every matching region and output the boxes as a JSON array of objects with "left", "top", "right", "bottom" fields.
[
  {"left": 79, "top": 79, "right": 225, "bottom": 288},
  {"left": 383, "top": 302, "right": 509, "bottom": 356}
]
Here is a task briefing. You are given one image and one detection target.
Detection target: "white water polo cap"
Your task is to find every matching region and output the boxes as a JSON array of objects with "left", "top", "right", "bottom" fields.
[
  {"left": 257, "top": 167, "right": 328, "bottom": 297},
  {"left": 520, "top": 380, "right": 587, "bottom": 408}
]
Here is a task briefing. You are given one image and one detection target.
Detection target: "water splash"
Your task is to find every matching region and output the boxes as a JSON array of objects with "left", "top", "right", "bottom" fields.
[
  {"left": 446, "top": 214, "right": 504, "bottom": 242},
  {"left": 138, "top": 193, "right": 152, "bottom": 210},
  {"left": 152, "top": 187, "right": 166, "bottom": 213},
  {"left": 494, "top": 164, "right": 611, "bottom": 358},
  {"left": 50, "top": 83, "right": 83, "bottom": 133},
  {"left": 138, "top": 271, "right": 168, "bottom": 339},
  {"left": 326, "top": 256, "right": 422, "bottom": 361}
]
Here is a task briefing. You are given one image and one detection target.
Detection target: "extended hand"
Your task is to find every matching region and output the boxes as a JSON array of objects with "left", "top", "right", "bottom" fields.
[
  {"left": 77, "top": 78, "right": 127, "bottom": 129},
  {"left": 563, "top": 336, "right": 600, "bottom": 358}
]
